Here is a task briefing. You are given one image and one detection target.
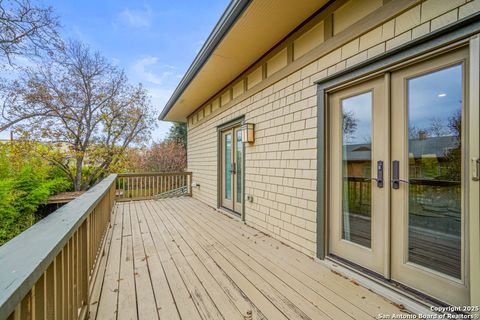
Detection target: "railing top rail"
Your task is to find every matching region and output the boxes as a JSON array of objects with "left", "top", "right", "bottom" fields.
[
  {"left": 117, "top": 171, "right": 192, "bottom": 177},
  {"left": 0, "top": 174, "right": 117, "bottom": 317}
]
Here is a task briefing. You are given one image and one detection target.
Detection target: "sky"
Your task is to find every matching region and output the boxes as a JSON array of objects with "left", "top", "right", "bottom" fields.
[
  {"left": 342, "top": 64, "right": 462, "bottom": 145},
  {"left": 0, "top": 0, "right": 229, "bottom": 141}
]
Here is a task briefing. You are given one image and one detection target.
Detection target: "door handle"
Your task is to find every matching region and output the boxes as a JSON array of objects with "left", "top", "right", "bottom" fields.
[
  {"left": 376, "top": 160, "right": 384, "bottom": 188},
  {"left": 473, "top": 158, "right": 480, "bottom": 181},
  {"left": 370, "top": 161, "right": 384, "bottom": 188},
  {"left": 392, "top": 160, "right": 409, "bottom": 189}
]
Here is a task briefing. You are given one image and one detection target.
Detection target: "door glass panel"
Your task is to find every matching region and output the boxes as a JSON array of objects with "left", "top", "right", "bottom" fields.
[
  {"left": 341, "top": 92, "right": 372, "bottom": 248},
  {"left": 236, "top": 130, "right": 243, "bottom": 204},
  {"left": 225, "top": 133, "right": 232, "bottom": 200},
  {"left": 407, "top": 65, "right": 462, "bottom": 278}
]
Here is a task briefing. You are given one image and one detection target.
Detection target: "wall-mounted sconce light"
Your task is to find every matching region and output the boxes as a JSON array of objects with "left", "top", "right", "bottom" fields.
[{"left": 241, "top": 123, "right": 255, "bottom": 143}]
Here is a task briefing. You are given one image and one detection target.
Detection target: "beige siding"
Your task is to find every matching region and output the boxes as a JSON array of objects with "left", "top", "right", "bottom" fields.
[
  {"left": 333, "top": 0, "right": 383, "bottom": 35},
  {"left": 266, "top": 48, "right": 288, "bottom": 77},
  {"left": 221, "top": 90, "right": 231, "bottom": 106},
  {"left": 247, "top": 66, "right": 263, "bottom": 89},
  {"left": 187, "top": 0, "right": 479, "bottom": 257},
  {"left": 232, "top": 80, "right": 245, "bottom": 99},
  {"left": 293, "top": 21, "right": 325, "bottom": 60}
]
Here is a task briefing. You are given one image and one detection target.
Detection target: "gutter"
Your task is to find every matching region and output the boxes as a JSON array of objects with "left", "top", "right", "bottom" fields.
[{"left": 158, "top": 0, "right": 252, "bottom": 121}]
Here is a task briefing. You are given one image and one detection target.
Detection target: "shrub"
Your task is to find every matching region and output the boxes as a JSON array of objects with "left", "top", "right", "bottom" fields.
[{"left": 0, "top": 142, "right": 71, "bottom": 245}]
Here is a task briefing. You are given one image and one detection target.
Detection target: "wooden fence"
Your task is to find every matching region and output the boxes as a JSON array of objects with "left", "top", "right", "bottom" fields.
[{"left": 115, "top": 172, "right": 192, "bottom": 201}]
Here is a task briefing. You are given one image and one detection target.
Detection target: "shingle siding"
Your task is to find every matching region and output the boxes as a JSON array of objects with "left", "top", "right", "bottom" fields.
[{"left": 187, "top": 0, "right": 479, "bottom": 257}]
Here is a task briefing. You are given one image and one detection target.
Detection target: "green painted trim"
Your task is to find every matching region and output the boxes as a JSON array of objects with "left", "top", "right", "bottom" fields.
[
  {"left": 316, "top": 88, "right": 326, "bottom": 259},
  {"left": 242, "top": 137, "right": 246, "bottom": 222},
  {"left": 0, "top": 175, "right": 117, "bottom": 319},
  {"left": 216, "top": 115, "right": 245, "bottom": 131},
  {"left": 315, "top": 13, "right": 480, "bottom": 261},
  {"left": 217, "top": 116, "right": 245, "bottom": 216},
  {"left": 159, "top": 0, "right": 252, "bottom": 121}
]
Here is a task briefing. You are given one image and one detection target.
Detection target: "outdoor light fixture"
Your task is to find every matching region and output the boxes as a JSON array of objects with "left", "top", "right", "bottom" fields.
[{"left": 241, "top": 123, "right": 255, "bottom": 143}]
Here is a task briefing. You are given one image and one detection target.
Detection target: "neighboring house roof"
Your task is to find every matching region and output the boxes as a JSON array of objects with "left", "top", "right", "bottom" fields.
[
  {"left": 345, "top": 136, "right": 459, "bottom": 161},
  {"left": 344, "top": 143, "right": 372, "bottom": 162},
  {"left": 159, "top": 0, "right": 328, "bottom": 122},
  {"left": 409, "top": 136, "right": 459, "bottom": 159}
]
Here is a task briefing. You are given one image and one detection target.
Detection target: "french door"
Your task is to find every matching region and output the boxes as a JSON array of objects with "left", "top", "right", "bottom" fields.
[
  {"left": 328, "top": 76, "right": 389, "bottom": 275},
  {"left": 221, "top": 126, "right": 243, "bottom": 214},
  {"left": 328, "top": 46, "right": 469, "bottom": 305}
]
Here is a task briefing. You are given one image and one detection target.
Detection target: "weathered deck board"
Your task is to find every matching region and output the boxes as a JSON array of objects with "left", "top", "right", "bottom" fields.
[
  {"left": 171, "top": 198, "right": 403, "bottom": 316},
  {"left": 90, "top": 198, "right": 406, "bottom": 320}
]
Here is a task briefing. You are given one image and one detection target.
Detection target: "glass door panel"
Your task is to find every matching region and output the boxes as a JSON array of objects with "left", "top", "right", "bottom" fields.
[
  {"left": 390, "top": 47, "right": 469, "bottom": 306},
  {"left": 233, "top": 127, "right": 243, "bottom": 214},
  {"left": 222, "top": 130, "right": 234, "bottom": 210},
  {"left": 221, "top": 126, "right": 243, "bottom": 215},
  {"left": 328, "top": 76, "right": 388, "bottom": 276},
  {"left": 225, "top": 133, "right": 232, "bottom": 200},
  {"left": 407, "top": 65, "right": 462, "bottom": 279},
  {"left": 342, "top": 92, "right": 373, "bottom": 248}
]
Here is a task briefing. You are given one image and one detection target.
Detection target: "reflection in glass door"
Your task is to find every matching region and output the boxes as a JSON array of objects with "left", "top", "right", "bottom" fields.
[
  {"left": 328, "top": 76, "right": 388, "bottom": 276},
  {"left": 390, "top": 48, "right": 468, "bottom": 306},
  {"left": 222, "top": 131, "right": 234, "bottom": 210},
  {"left": 342, "top": 92, "right": 373, "bottom": 248},
  {"left": 327, "top": 47, "right": 469, "bottom": 306},
  {"left": 234, "top": 127, "right": 243, "bottom": 213},
  {"left": 221, "top": 126, "right": 243, "bottom": 215},
  {"left": 407, "top": 65, "right": 462, "bottom": 278}
]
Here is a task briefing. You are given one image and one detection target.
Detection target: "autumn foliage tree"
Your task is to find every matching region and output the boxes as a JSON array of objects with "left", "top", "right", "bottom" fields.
[
  {"left": 1, "top": 40, "right": 156, "bottom": 190},
  {"left": 124, "top": 121, "right": 187, "bottom": 173},
  {"left": 140, "top": 141, "right": 186, "bottom": 172}
]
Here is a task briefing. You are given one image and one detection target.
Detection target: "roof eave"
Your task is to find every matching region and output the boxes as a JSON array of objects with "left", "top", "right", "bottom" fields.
[{"left": 158, "top": 0, "right": 252, "bottom": 122}]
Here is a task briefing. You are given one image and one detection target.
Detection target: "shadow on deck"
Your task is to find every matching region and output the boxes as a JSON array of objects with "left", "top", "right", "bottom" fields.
[{"left": 89, "top": 197, "right": 404, "bottom": 320}]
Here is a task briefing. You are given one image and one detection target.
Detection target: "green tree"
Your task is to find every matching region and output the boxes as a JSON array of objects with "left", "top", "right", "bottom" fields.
[
  {"left": 1, "top": 41, "right": 156, "bottom": 190},
  {"left": 0, "top": 141, "right": 70, "bottom": 245},
  {"left": 166, "top": 122, "right": 187, "bottom": 148}
]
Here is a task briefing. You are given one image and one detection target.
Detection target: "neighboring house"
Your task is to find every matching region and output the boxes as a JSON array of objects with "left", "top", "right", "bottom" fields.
[
  {"left": 160, "top": 0, "right": 480, "bottom": 310},
  {"left": 346, "top": 135, "right": 460, "bottom": 178}
]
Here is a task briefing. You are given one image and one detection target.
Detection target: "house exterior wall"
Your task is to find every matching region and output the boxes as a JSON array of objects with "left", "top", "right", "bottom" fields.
[{"left": 187, "top": 0, "right": 480, "bottom": 257}]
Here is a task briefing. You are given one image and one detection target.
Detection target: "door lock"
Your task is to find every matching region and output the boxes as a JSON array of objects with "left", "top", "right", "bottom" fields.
[
  {"left": 376, "top": 160, "right": 384, "bottom": 188},
  {"left": 392, "top": 160, "right": 409, "bottom": 189},
  {"left": 473, "top": 158, "right": 480, "bottom": 181}
]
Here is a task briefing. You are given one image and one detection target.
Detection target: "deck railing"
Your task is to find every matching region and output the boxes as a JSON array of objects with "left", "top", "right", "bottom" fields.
[
  {"left": 0, "top": 172, "right": 192, "bottom": 320},
  {"left": 0, "top": 174, "right": 117, "bottom": 320},
  {"left": 115, "top": 172, "right": 192, "bottom": 201}
]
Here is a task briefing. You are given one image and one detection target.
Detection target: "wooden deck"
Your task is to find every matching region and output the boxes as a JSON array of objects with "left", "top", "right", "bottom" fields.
[{"left": 89, "top": 197, "right": 406, "bottom": 320}]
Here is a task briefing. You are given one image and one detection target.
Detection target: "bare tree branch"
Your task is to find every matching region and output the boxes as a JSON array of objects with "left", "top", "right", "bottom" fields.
[
  {"left": 1, "top": 40, "right": 156, "bottom": 190},
  {"left": 0, "top": 0, "right": 61, "bottom": 65}
]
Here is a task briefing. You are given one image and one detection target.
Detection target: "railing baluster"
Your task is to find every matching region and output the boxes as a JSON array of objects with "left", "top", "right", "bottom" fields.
[
  {"left": 45, "top": 264, "right": 54, "bottom": 320},
  {"left": 114, "top": 172, "right": 193, "bottom": 201},
  {"left": 33, "top": 273, "right": 45, "bottom": 320},
  {"left": 73, "top": 231, "right": 79, "bottom": 318},
  {"left": 21, "top": 291, "right": 32, "bottom": 320}
]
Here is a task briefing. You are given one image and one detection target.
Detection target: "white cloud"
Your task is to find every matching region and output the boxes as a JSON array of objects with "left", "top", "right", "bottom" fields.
[
  {"left": 118, "top": 7, "right": 152, "bottom": 28},
  {"left": 146, "top": 87, "right": 175, "bottom": 141},
  {"left": 131, "top": 56, "right": 179, "bottom": 86},
  {"left": 127, "top": 57, "right": 184, "bottom": 141},
  {"left": 111, "top": 57, "right": 121, "bottom": 65}
]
